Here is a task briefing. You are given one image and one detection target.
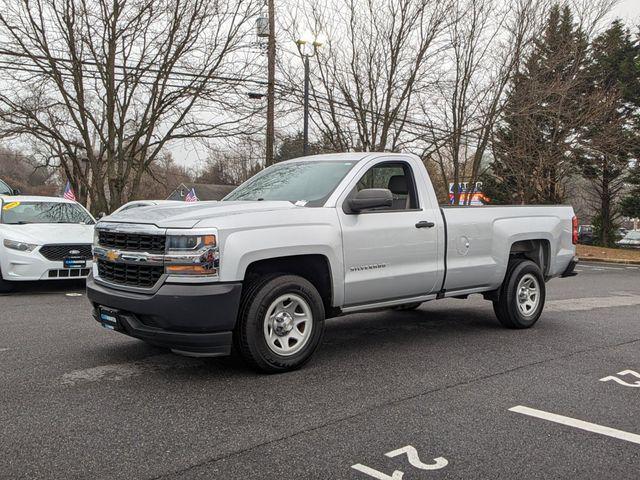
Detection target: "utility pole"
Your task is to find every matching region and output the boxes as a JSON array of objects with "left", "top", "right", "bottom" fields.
[
  {"left": 303, "top": 55, "right": 310, "bottom": 155},
  {"left": 265, "top": 0, "right": 275, "bottom": 166},
  {"left": 295, "top": 32, "right": 323, "bottom": 156}
]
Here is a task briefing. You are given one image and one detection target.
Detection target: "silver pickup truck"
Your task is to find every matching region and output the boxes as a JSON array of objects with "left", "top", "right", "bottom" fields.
[{"left": 87, "top": 153, "right": 578, "bottom": 372}]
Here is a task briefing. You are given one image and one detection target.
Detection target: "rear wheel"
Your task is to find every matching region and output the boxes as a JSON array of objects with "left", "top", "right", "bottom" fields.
[
  {"left": 493, "top": 259, "right": 545, "bottom": 329},
  {"left": 235, "top": 274, "right": 325, "bottom": 373}
]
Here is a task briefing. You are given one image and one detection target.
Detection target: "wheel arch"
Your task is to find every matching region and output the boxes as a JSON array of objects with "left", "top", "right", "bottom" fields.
[
  {"left": 508, "top": 239, "right": 551, "bottom": 277},
  {"left": 243, "top": 254, "right": 335, "bottom": 316}
]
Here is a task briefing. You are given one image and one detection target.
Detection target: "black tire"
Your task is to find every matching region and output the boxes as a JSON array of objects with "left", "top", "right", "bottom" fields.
[
  {"left": 0, "top": 268, "right": 13, "bottom": 293},
  {"left": 393, "top": 302, "right": 422, "bottom": 311},
  {"left": 493, "top": 259, "right": 545, "bottom": 329},
  {"left": 234, "top": 274, "right": 325, "bottom": 373}
]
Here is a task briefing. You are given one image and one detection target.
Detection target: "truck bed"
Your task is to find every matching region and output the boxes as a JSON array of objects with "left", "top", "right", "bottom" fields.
[{"left": 441, "top": 205, "right": 576, "bottom": 294}]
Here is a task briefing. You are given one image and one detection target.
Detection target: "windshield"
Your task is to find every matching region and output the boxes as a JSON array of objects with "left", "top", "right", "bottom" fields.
[
  {"left": 1, "top": 201, "right": 95, "bottom": 225},
  {"left": 625, "top": 231, "right": 640, "bottom": 240},
  {"left": 224, "top": 161, "right": 357, "bottom": 206},
  {"left": 0, "top": 179, "right": 11, "bottom": 195}
]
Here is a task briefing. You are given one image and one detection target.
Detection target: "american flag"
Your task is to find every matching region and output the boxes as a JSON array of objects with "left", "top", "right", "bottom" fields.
[
  {"left": 63, "top": 181, "right": 76, "bottom": 201},
  {"left": 185, "top": 187, "right": 198, "bottom": 203}
]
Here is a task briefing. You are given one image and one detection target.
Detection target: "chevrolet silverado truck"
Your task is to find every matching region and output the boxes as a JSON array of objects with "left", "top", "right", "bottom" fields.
[{"left": 87, "top": 153, "right": 578, "bottom": 372}]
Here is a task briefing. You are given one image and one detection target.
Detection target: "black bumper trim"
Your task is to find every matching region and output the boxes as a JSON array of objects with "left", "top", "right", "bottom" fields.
[
  {"left": 87, "top": 274, "right": 242, "bottom": 355},
  {"left": 561, "top": 255, "right": 579, "bottom": 278}
]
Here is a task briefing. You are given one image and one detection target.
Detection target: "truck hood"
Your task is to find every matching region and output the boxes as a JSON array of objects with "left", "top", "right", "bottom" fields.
[
  {"left": 0, "top": 223, "right": 95, "bottom": 245},
  {"left": 102, "top": 201, "right": 297, "bottom": 229}
]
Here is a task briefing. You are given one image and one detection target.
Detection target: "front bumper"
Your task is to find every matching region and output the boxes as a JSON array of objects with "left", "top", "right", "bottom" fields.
[
  {"left": 86, "top": 274, "right": 242, "bottom": 356},
  {"left": 1, "top": 248, "right": 92, "bottom": 281}
]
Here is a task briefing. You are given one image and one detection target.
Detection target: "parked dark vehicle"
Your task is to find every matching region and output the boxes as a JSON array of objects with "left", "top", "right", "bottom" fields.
[{"left": 578, "top": 225, "right": 595, "bottom": 245}]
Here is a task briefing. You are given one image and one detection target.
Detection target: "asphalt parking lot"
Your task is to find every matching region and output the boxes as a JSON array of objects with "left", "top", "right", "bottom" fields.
[{"left": 1, "top": 262, "right": 639, "bottom": 479}]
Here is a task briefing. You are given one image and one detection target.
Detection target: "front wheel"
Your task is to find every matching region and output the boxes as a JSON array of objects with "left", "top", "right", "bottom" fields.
[
  {"left": 493, "top": 259, "right": 545, "bottom": 329},
  {"left": 235, "top": 274, "right": 325, "bottom": 373}
]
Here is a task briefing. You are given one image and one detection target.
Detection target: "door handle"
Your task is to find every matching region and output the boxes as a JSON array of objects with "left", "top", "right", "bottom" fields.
[{"left": 415, "top": 221, "right": 435, "bottom": 228}]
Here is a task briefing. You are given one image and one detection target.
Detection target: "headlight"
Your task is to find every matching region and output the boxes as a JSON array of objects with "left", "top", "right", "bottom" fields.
[
  {"left": 164, "top": 231, "right": 219, "bottom": 278},
  {"left": 3, "top": 239, "right": 38, "bottom": 252}
]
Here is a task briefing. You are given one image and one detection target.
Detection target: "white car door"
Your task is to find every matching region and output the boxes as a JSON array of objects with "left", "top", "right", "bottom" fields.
[{"left": 337, "top": 157, "right": 441, "bottom": 306}]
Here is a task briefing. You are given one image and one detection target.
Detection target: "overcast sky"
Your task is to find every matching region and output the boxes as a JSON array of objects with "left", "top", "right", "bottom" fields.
[
  {"left": 170, "top": 0, "right": 640, "bottom": 171},
  {"left": 612, "top": 0, "right": 640, "bottom": 21}
]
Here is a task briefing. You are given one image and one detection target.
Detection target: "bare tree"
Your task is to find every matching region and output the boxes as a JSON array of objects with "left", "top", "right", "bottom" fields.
[
  {"left": 199, "top": 134, "right": 264, "bottom": 185},
  {"left": 280, "top": 0, "right": 452, "bottom": 153},
  {"left": 0, "top": 0, "right": 261, "bottom": 212},
  {"left": 0, "top": 144, "right": 57, "bottom": 194},
  {"left": 418, "top": 0, "right": 544, "bottom": 205}
]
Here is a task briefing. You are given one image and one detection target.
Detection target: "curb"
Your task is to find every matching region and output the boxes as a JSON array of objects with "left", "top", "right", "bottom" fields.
[{"left": 579, "top": 256, "right": 640, "bottom": 266}]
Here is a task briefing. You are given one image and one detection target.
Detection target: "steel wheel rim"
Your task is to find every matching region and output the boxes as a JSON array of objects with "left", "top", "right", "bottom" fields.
[
  {"left": 263, "top": 293, "right": 313, "bottom": 356},
  {"left": 516, "top": 273, "right": 540, "bottom": 317}
]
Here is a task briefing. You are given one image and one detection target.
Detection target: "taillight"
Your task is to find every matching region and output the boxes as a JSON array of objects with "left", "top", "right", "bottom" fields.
[{"left": 572, "top": 216, "right": 578, "bottom": 245}]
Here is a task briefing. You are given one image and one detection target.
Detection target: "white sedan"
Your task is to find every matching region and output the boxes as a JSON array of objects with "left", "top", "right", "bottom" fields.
[
  {"left": 110, "top": 199, "right": 179, "bottom": 215},
  {"left": 0, "top": 195, "right": 95, "bottom": 292},
  {"left": 617, "top": 230, "right": 640, "bottom": 249}
]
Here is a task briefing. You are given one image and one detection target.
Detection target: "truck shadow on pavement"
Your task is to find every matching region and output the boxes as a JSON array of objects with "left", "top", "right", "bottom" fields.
[
  {"left": 1, "top": 279, "right": 85, "bottom": 296},
  {"left": 192, "top": 303, "right": 560, "bottom": 376},
  {"left": 77, "top": 301, "right": 568, "bottom": 382}
]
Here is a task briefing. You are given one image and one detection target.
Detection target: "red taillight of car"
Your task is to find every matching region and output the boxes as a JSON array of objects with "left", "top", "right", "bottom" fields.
[{"left": 572, "top": 216, "right": 578, "bottom": 245}]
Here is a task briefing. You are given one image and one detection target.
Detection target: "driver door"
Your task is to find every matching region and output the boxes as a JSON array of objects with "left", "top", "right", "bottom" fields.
[{"left": 338, "top": 159, "right": 440, "bottom": 306}]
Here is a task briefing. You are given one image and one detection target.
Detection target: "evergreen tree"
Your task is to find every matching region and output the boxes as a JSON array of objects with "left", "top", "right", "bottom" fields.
[
  {"left": 274, "top": 132, "right": 337, "bottom": 163},
  {"left": 490, "top": 5, "right": 590, "bottom": 204},
  {"left": 621, "top": 162, "right": 640, "bottom": 220},
  {"left": 578, "top": 21, "right": 640, "bottom": 246},
  {"left": 619, "top": 27, "right": 640, "bottom": 224}
]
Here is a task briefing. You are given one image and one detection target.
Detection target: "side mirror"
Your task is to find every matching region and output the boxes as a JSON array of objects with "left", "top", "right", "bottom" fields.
[
  {"left": 347, "top": 188, "right": 393, "bottom": 213},
  {"left": 12, "top": 188, "right": 21, "bottom": 195}
]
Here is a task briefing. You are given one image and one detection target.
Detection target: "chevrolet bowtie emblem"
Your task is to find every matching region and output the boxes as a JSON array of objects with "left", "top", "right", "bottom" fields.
[{"left": 105, "top": 250, "right": 120, "bottom": 262}]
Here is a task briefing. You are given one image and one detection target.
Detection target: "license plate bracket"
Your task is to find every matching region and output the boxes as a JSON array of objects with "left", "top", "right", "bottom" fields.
[
  {"left": 63, "top": 256, "right": 87, "bottom": 269},
  {"left": 98, "top": 307, "right": 120, "bottom": 330}
]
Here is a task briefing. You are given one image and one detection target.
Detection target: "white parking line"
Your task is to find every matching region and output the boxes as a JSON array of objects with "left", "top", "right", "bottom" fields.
[{"left": 509, "top": 406, "right": 640, "bottom": 445}]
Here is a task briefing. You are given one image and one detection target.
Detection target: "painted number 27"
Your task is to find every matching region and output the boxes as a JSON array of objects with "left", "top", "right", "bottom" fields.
[{"left": 352, "top": 445, "right": 448, "bottom": 479}]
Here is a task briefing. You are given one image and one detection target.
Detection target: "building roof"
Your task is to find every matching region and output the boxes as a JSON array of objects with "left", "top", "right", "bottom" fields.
[{"left": 167, "top": 183, "right": 237, "bottom": 201}]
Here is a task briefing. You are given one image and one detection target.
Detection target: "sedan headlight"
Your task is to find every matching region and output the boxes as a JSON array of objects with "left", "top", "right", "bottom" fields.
[
  {"left": 3, "top": 239, "right": 38, "bottom": 252},
  {"left": 164, "top": 230, "right": 219, "bottom": 278}
]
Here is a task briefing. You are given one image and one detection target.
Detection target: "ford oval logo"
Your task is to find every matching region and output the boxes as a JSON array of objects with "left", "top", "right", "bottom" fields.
[{"left": 69, "top": 249, "right": 80, "bottom": 255}]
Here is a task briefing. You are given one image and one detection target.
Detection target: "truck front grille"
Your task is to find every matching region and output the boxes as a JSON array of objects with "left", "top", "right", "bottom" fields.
[
  {"left": 98, "top": 230, "right": 166, "bottom": 254},
  {"left": 97, "top": 259, "right": 163, "bottom": 287},
  {"left": 40, "top": 244, "right": 92, "bottom": 261}
]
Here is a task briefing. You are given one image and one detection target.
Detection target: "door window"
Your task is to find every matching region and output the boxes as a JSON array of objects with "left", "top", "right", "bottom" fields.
[{"left": 352, "top": 162, "right": 418, "bottom": 210}]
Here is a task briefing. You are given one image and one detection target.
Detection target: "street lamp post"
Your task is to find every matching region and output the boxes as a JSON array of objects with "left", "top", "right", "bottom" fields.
[{"left": 296, "top": 32, "right": 324, "bottom": 156}]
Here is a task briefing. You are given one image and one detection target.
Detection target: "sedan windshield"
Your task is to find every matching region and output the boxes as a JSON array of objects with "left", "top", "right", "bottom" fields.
[
  {"left": 0, "top": 179, "right": 11, "bottom": 195},
  {"left": 1, "top": 201, "right": 94, "bottom": 225},
  {"left": 624, "top": 231, "right": 640, "bottom": 240},
  {"left": 224, "top": 161, "right": 357, "bottom": 206}
]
